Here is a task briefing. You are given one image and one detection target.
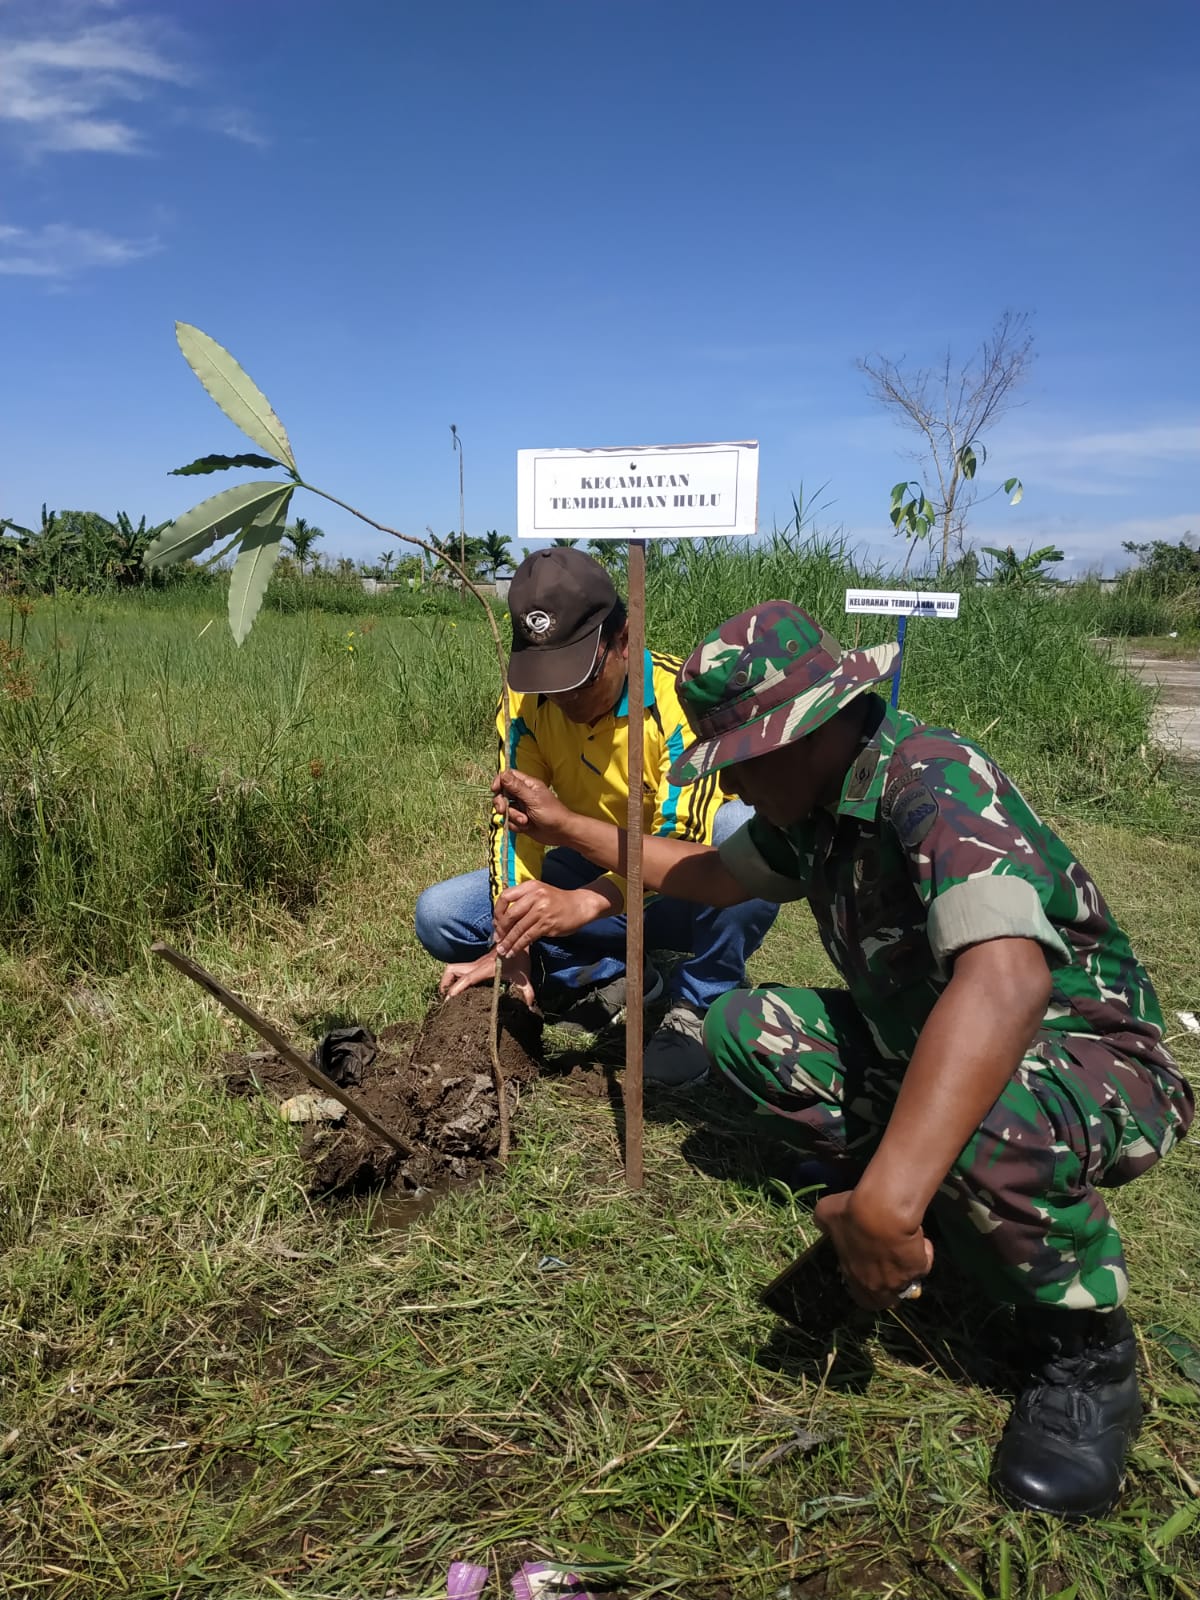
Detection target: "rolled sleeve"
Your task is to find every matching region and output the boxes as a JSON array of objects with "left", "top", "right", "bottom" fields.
[
  {"left": 718, "top": 821, "right": 808, "bottom": 904},
  {"left": 927, "top": 874, "right": 1071, "bottom": 972}
]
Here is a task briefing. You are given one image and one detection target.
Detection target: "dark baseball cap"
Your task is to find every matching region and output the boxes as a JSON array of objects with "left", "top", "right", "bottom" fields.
[{"left": 507, "top": 547, "right": 619, "bottom": 694}]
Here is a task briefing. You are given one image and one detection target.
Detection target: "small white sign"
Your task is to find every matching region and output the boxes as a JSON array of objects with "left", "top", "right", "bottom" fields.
[
  {"left": 517, "top": 441, "right": 758, "bottom": 541},
  {"left": 845, "top": 588, "right": 961, "bottom": 619}
]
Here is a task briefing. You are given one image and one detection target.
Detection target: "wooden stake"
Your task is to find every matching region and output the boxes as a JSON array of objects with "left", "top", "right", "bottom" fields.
[
  {"left": 624, "top": 538, "right": 646, "bottom": 1190},
  {"left": 151, "top": 940, "right": 416, "bottom": 1159}
]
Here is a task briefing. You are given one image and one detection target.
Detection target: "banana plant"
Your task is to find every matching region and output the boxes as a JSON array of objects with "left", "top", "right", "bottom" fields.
[{"left": 981, "top": 542, "right": 1064, "bottom": 587}]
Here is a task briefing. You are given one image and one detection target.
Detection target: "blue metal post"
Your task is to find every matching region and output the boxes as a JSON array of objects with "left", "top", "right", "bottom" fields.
[{"left": 890, "top": 613, "right": 908, "bottom": 708}]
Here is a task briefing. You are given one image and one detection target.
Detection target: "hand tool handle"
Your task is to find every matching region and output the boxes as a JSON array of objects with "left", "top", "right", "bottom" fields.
[{"left": 151, "top": 940, "right": 415, "bottom": 1159}]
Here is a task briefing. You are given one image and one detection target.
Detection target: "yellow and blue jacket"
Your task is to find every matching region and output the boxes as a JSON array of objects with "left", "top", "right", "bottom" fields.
[{"left": 489, "top": 650, "right": 723, "bottom": 908}]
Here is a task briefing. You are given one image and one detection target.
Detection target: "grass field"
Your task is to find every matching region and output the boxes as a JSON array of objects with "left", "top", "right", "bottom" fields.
[{"left": 2, "top": 556, "right": 1199, "bottom": 1599}]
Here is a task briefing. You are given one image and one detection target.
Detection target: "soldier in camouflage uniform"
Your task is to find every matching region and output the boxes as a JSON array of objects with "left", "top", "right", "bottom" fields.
[{"left": 491, "top": 601, "right": 1194, "bottom": 1521}]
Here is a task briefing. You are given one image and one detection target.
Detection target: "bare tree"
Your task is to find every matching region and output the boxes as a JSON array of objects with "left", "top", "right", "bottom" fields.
[{"left": 859, "top": 310, "right": 1035, "bottom": 571}]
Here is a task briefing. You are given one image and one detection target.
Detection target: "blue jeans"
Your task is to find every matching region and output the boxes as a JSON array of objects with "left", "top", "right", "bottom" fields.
[{"left": 414, "top": 800, "right": 778, "bottom": 1011}]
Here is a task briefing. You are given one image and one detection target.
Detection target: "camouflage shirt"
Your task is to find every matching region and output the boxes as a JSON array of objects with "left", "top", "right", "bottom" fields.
[{"left": 719, "top": 698, "right": 1176, "bottom": 1072}]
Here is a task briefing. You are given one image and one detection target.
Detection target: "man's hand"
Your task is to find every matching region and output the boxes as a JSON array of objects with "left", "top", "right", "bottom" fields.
[
  {"left": 494, "top": 880, "right": 619, "bottom": 957},
  {"left": 439, "top": 948, "right": 536, "bottom": 1008},
  {"left": 493, "top": 771, "right": 573, "bottom": 845},
  {"left": 813, "top": 1188, "right": 934, "bottom": 1311}
]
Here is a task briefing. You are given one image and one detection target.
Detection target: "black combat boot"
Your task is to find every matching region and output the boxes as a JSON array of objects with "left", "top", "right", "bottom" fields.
[{"left": 991, "top": 1305, "right": 1141, "bottom": 1519}]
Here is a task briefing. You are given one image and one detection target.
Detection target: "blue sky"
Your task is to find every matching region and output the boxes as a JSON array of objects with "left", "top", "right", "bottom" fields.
[{"left": 1, "top": 0, "right": 1197, "bottom": 575}]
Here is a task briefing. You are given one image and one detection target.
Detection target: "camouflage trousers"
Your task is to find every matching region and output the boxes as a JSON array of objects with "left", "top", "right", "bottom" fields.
[{"left": 704, "top": 985, "right": 1194, "bottom": 1311}]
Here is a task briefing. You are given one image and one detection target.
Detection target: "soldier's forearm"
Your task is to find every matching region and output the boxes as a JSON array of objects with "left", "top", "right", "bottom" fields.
[
  {"left": 557, "top": 814, "right": 749, "bottom": 906},
  {"left": 653, "top": 839, "right": 751, "bottom": 907},
  {"left": 853, "top": 938, "right": 1053, "bottom": 1232},
  {"left": 555, "top": 810, "right": 621, "bottom": 871}
]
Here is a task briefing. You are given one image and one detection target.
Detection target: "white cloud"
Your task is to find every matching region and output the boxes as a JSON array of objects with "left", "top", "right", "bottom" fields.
[
  {"left": 7, "top": 24, "right": 180, "bottom": 81},
  {"left": 0, "top": 2, "right": 265, "bottom": 157},
  {"left": 0, "top": 3, "right": 265, "bottom": 278},
  {"left": 1080, "top": 512, "right": 1198, "bottom": 544},
  {"left": 0, "top": 6, "right": 188, "bottom": 156},
  {"left": 0, "top": 220, "right": 159, "bottom": 277},
  {"left": 204, "top": 106, "right": 269, "bottom": 150},
  {"left": 999, "top": 419, "right": 1200, "bottom": 495},
  {"left": 1048, "top": 425, "right": 1200, "bottom": 464}
]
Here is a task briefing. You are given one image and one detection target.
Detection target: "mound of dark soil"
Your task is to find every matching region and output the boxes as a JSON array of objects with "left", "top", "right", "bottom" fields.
[{"left": 224, "top": 987, "right": 542, "bottom": 1197}]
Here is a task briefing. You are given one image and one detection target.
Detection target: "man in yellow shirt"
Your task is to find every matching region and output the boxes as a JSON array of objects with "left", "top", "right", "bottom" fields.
[{"left": 414, "top": 548, "right": 778, "bottom": 1083}]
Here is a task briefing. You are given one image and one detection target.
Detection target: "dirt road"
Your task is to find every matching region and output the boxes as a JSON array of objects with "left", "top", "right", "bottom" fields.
[{"left": 1123, "top": 652, "right": 1200, "bottom": 759}]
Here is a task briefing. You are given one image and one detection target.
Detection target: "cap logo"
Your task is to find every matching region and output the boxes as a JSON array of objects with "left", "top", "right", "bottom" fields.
[{"left": 523, "top": 609, "right": 555, "bottom": 640}]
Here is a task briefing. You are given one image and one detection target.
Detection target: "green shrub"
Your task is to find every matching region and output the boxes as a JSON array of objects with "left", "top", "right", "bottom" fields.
[
  {"left": 1, "top": 526, "right": 1190, "bottom": 973},
  {"left": 264, "top": 573, "right": 487, "bottom": 618},
  {"left": 644, "top": 532, "right": 1177, "bottom": 824}
]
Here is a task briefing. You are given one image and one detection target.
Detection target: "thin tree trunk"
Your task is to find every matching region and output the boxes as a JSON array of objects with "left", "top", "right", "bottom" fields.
[{"left": 305, "top": 483, "right": 513, "bottom": 1159}]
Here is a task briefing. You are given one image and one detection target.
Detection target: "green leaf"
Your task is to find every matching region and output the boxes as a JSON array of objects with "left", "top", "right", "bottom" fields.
[
  {"left": 175, "top": 323, "right": 297, "bottom": 471},
  {"left": 890, "top": 481, "right": 909, "bottom": 506},
  {"left": 1148, "top": 1324, "right": 1200, "bottom": 1384},
  {"left": 1004, "top": 477, "right": 1024, "bottom": 505},
  {"left": 357, "top": 1519, "right": 400, "bottom": 1548},
  {"left": 997, "top": 1538, "right": 1013, "bottom": 1600},
  {"left": 227, "top": 489, "right": 291, "bottom": 644},
  {"left": 1159, "top": 1384, "right": 1200, "bottom": 1406},
  {"left": 568, "top": 1544, "right": 626, "bottom": 1568},
  {"left": 144, "top": 480, "right": 295, "bottom": 569},
  {"left": 169, "top": 452, "right": 283, "bottom": 477},
  {"left": 959, "top": 444, "right": 978, "bottom": 480},
  {"left": 198, "top": 529, "right": 254, "bottom": 572},
  {"left": 1150, "top": 1501, "right": 1200, "bottom": 1549},
  {"left": 931, "top": 1545, "right": 989, "bottom": 1600}
]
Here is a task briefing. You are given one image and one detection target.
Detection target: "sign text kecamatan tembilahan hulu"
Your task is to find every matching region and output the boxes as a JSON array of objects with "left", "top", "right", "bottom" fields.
[{"left": 517, "top": 442, "right": 759, "bottom": 541}]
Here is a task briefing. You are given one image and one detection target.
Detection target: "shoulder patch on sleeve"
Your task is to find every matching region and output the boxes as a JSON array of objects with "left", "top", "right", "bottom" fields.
[{"left": 886, "top": 780, "right": 940, "bottom": 849}]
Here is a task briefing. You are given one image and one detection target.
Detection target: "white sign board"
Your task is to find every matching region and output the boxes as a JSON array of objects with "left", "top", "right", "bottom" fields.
[
  {"left": 845, "top": 588, "right": 961, "bottom": 619},
  {"left": 517, "top": 441, "right": 758, "bottom": 541}
]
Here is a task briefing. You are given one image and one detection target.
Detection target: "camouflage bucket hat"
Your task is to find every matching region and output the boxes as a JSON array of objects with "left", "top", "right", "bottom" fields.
[{"left": 668, "top": 601, "right": 899, "bottom": 786}]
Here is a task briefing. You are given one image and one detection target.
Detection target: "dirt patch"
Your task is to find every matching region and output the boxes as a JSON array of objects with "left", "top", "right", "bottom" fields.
[
  {"left": 556, "top": 1061, "right": 614, "bottom": 1099},
  {"left": 790, "top": 1553, "right": 922, "bottom": 1598},
  {"left": 224, "top": 987, "right": 542, "bottom": 1197}
]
